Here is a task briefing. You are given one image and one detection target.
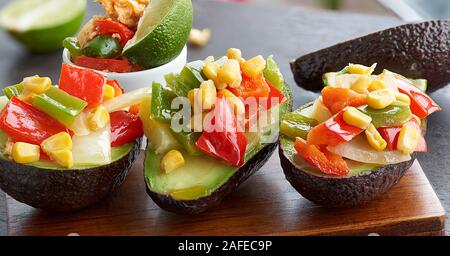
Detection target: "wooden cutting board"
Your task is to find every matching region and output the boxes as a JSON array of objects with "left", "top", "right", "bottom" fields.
[{"left": 6, "top": 151, "right": 445, "bottom": 236}]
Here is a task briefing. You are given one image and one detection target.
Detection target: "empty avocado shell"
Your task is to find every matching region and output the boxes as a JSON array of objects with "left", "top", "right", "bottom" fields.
[{"left": 291, "top": 20, "right": 450, "bottom": 93}]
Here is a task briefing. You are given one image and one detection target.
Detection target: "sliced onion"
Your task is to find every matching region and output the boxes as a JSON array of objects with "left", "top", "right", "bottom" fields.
[
  {"left": 103, "top": 87, "right": 151, "bottom": 113},
  {"left": 328, "top": 135, "right": 411, "bottom": 165}
]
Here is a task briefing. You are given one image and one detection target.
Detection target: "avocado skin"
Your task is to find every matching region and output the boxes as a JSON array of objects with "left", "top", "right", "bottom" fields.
[
  {"left": 279, "top": 145, "right": 416, "bottom": 208},
  {"left": 290, "top": 20, "right": 450, "bottom": 93},
  {"left": 146, "top": 141, "right": 278, "bottom": 214},
  {"left": 0, "top": 140, "right": 141, "bottom": 211}
]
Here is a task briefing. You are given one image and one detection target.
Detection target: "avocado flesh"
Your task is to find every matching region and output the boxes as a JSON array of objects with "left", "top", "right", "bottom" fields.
[{"left": 144, "top": 82, "right": 292, "bottom": 213}]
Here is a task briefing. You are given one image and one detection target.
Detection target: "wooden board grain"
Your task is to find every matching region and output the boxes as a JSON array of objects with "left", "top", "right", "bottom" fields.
[{"left": 6, "top": 151, "right": 446, "bottom": 236}]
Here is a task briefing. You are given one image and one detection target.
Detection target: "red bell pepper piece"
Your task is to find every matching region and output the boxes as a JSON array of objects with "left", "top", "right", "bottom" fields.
[
  {"left": 229, "top": 73, "right": 270, "bottom": 100},
  {"left": 74, "top": 56, "right": 136, "bottom": 73},
  {"left": 307, "top": 110, "right": 363, "bottom": 146},
  {"left": 195, "top": 95, "right": 247, "bottom": 167},
  {"left": 0, "top": 97, "right": 72, "bottom": 145},
  {"left": 396, "top": 79, "right": 441, "bottom": 119},
  {"left": 321, "top": 87, "right": 367, "bottom": 114},
  {"left": 107, "top": 79, "right": 125, "bottom": 95},
  {"left": 264, "top": 80, "right": 287, "bottom": 110},
  {"left": 110, "top": 110, "right": 144, "bottom": 147},
  {"left": 378, "top": 118, "right": 427, "bottom": 152},
  {"left": 295, "top": 138, "right": 349, "bottom": 176},
  {"left": 95, "top": 19, "right": 134, "bottom": 46},
  {"left": 59, "top": 63, "right": 107, "bottom": 108}
]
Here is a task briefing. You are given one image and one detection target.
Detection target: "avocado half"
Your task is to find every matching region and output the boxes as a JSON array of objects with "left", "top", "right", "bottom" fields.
[
  {"left": 144, "top": 83, "right": 293, "bottom": 214},
  {"left": 0, "top": 140, "right": 141, "bottom": 211},
  {"left": 290, "top": 20, "right": 450, "bottom": 93},
  {"left": 279, "top": 137, "right": 415, "bottom": 208}
]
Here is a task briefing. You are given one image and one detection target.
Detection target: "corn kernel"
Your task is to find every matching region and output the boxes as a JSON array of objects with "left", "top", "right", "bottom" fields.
[
  {"left": 188, "top": 28, "right": 211, "bottom": 47},
  {"left": 41, "top": 132, "right": 73, "bottom": 153},
  {"left": 217, "top": 59, "right": 241, "bottom": 85},
  {"left": 50, "top": 149, "right": 74, "bottom": 168},
  {"left": 343, "top": 107, "right": 372, "bottom": 129},
  {"left": 365, "top": 124, "right": 387, "bottom": 151},
  {"left": 161, "top": 150, "right": 185, "bottom": 173},
  {"left": 220, "top": 88, "right": 245, "bottom": 116},
  {"left": 228, "top": 74, "right": 242, "bottom": 88},
  {"left": 397, "top": 125, "right": 420, "bottom": 154},
  {"left": 346, "top": 63, "right": 376, "bottom": 75},
  {"left": 12, "top": 142, "right": 40, "bottom": 164},
  {"left": 87, "top": 106, "right": 110, "bottom": 131},
  {"left": 187, "top": 89, "right": 196, "bottom": 107},
  {"left": 203, "top": 62, "right": 219, "bottom": 81},
  {"left": 367, "top": 89, "right": 396, "bottom": 109},
  {"left": 368, "top": 79, "right": 387, "bottom": 92},
  {"left": 226, "top": 48, "right": 242, "bottom": 61},
  {"left": 22, "top": 76, "right": 51, "bottom": 94},
  {"left": 204, "top": 56, "right": 215, "bottom": 64},
  {"left": 350, "top": 75, "right": 372, "bottom": 94},
  {"left": 395, "top": 92, "right": 411, "bottom": 104},
  {"left": 199, "top": 80, "right": 217, "bottom": 110},
  {"left": 103, "top": 84, "right": 115, "bottom": 102},
  {"left": 241, "top": 55, "right": 266, "bottom": 78}
]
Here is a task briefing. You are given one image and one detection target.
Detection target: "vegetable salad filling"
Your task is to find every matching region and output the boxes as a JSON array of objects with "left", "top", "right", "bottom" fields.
[
  {"left": 281, "top": 63, "right": 441, "bottom": 176},
  {"left": 145, "top": 48, "right": 288, "bottom": 173},
  {"left": 63, "top": 0, "right": 150, "bottom": 73},
  {"left": 0, "top": 63, "right": 144, "bottom": 168}
]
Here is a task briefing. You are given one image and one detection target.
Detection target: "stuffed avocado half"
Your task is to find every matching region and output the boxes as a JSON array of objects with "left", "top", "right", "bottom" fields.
[
  {"left": 143, "top": 49, "right": 292, "bottom": 214},
  {"left": 0, "top": 64, "right": 146, "bottom": 211},
  {"left": 279, "top": 63, "right": 441, "bottom": 207}
]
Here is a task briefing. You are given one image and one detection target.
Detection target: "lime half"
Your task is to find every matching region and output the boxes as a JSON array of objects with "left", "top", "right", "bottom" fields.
[
  {"left": 123, "top": 0, "right": 192, "bottom": 69},
  {"left": 0, "top": 0, "right": 86, "bottom": 53}
]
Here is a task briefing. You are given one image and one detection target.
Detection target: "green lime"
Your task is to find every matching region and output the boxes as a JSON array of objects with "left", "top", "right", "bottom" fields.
[
  {"left": 123, "top": 0, "right": 192, "bottom": 69},
  {"left": 0, "top": 0, "right": 86, "bottom": 53}
]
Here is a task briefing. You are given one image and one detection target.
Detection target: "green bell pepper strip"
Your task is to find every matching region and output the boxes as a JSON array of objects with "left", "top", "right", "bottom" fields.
[
  {"left": 3, "top": 84, "right": 24, "bottom": 99},
  {"left": 63, "top": 37, "right": 82, "bottom": 57},
  {"left": 263, "top": 55, "right": 285, "bottom": 90},
  {"left": 32, "top": 87, "right": 88, "bottom": 126},
  {"left": 81, "top": 35, "right": 122, "bottom": 59},
  {"left": 358, "top": 101, "right": 412, "bottom": 128},
  {"left": 179, "top": 60, "right": 206, "bottom": 92},
  {"left": 280, "top": 112, "right": 318, "bottom": 140},
  {"left": 150, "top": 82, "right": 178, "bottom": 123},
  {"left": 165, "top": 73, "right": 192, "bottom": 97},
  {"left": 172, "top": 130, "right": 202, "bottom": 156}
]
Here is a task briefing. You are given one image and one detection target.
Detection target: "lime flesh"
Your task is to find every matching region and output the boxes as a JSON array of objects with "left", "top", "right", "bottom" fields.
[
  {"left": 123, "top": 0, "right": 193, "bottom": 69},
  {"left": 0, "top": 0, "right": 86, "bottom": 53}
]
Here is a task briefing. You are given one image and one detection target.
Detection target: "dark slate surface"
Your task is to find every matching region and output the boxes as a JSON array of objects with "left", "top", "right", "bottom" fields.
[{"left": 0, "top": 0, "right": 448, "bottom": 236}]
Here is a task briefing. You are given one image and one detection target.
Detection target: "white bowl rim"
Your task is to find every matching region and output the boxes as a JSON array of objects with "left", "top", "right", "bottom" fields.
[{"left": 62, "top": 45, "right": 187, "bottom": 76}]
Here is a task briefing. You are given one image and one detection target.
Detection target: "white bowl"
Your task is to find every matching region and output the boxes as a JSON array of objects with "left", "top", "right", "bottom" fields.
[{"left": 62, "top": 45, "right": 187, "bottom": 91}]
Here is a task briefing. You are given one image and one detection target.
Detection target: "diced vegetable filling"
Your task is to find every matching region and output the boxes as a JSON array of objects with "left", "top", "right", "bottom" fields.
[
  {"left": 281, "top": 63, "right": 441, "bottom": 177},
  {"left": 0, "top": 64, "right": 145, "bottom": 168}
]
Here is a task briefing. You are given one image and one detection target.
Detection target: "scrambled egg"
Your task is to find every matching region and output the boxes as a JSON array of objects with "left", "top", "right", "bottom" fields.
[{"left": 97, "top": 0, "right": 151, "bottom": 29}]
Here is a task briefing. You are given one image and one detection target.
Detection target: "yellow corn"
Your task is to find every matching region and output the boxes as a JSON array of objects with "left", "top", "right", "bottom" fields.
[
  {"left": 365, "top": 124, "right": 387, "bottom": 151},
  {"left": 188, "top": 28, "right": 211, "bottom": 47},
  {"left": 226, "top": 48, "right": 242, "bottom": 61},
  {"left": 22, "top": 76, "right": 51, "bottom": 94},
  {"left": 204, "top": 56, "right": 215, "bottom": 64},
  {"left": 228, "top": 74, "right": 242, "bottom": 89},
  {"left": 395, "top": 92, "right": 411, "bottom": 104},
  {"left": 103, "top": 84, "right": 116, "bottom": 102},
  {"left": 397, "top": 125, "right": 420, "bottom": 154},
  {"left": 41, "top": 132, "right": 73, "bottom": 153},
  {"left": 87, "top": 106, "right": 110, "bottom": 131},
  {"left": 367, "top": 89, "right": 396, "bottom": 109},
  {"left": 187, "top": 89, "right": 196, "bottom": 107},
  {"left": 50, "top": 149, "right": 74, "bottom": 168},
  {"left": 368, "top": 79, "right": 387, "bottom": 92},
  {"left": 198, "top": 80, "right": 217, "bottom": 110},
  {"left": 346, "top": 63, "right": 376, "bottom": 75},
  {"left": 217, "top": 59, "right": 241, "bottom": 85},
  {"left": 350, "top": 75, "right": 372, "bottom": 94},
  {"left": 343, "top": 107, "right": 372, "bottom": 129},
  {"left": 12, "top": 142, "right": 40, "bottom": 164},
  {"left": 220, "top": 88, "right": 245, "bottom": 116},
  {"left": 161, "top": 150, "right": 185, "bottom": 173},
  {"left": 203, "top": 62, "right": 220, "bottom": 81},
  {"left": 241, "top": 55, "right": 266, "bottom": 78}
]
